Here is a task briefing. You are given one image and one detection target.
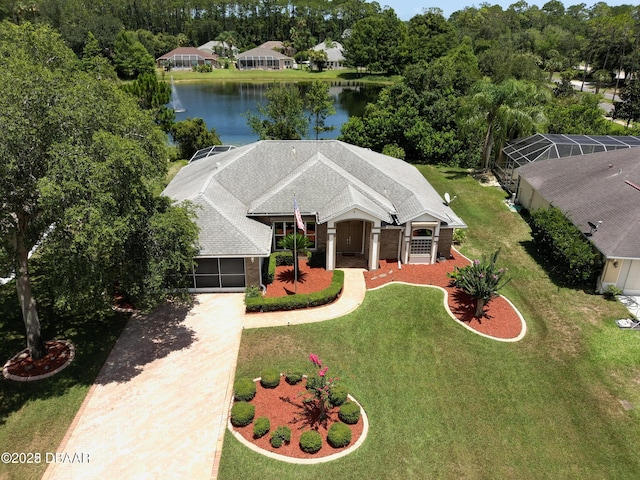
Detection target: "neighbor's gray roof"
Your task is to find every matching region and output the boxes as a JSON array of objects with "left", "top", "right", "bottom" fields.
[
  {"left": 516, "top": 148, "right": 640, "bottom": 259},
  {"left": 236, "top": 46, "right": 292, "bottom": 60},
  {"left": 163, "top": 140, "right": 466, "bottom": 257},
  {"left": 312, "top": 41, "right": 345, "bottom": 62}
]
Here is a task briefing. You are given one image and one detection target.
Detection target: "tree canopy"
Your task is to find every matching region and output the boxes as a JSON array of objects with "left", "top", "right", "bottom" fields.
[{"left": 0, "top": 22, "right": 198, "bottom": 359}]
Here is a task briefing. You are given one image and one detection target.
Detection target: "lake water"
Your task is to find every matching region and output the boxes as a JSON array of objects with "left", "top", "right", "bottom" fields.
[{"left": 170, "top": 82, "right": 381, "bottom": 146}]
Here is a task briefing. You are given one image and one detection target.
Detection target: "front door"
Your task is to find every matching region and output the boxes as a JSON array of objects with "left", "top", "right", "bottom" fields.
[{"left": 336, "top": 220, "right": 363, "bottom": 253}]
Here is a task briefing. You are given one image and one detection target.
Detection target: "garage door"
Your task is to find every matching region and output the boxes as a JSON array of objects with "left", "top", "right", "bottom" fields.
[
  {"left": 622, "top": 260, "right": 640, "bottom": 295},
  {"left": 190, "top": 258, "right": 246, "bottom": 291}
]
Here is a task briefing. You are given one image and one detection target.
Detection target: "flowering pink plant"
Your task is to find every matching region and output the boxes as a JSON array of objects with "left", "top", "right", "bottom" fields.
[{"left": 302, "top": 353, "right": 339, "bottom": 422}]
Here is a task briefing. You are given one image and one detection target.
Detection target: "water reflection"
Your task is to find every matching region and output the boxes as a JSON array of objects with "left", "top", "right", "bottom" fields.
[{"left": 170, "top": 82, "right": 381, "bottom": 145}]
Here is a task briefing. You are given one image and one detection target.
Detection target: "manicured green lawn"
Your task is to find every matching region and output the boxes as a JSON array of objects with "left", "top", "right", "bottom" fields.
[
  {"left": 219, "top": 166, "right": 640, "bottom": 479},
  {"left": 0, "top": 285, "right": 128, "bottom": 480}
]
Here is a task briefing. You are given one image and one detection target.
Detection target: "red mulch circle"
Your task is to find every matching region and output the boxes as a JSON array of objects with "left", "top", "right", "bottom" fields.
[
  {"left": 265, "top": 260, "right": 334, "bottom": 298},
  {"left": 2, "top": 340, "right": 75, "bottom": 381},
  {"left": 232, "top": 378, "right": 364, "bottom": 459}
]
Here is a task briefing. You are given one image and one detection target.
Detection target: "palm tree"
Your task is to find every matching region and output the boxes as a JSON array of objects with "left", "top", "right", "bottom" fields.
[
  {"left": 459, "top": 79, "right": 549, "bottom": 171},
  {"left": 215, "top": 31, "right": 238, "bottom": 58},
  {"left": 277, "top": 233, "right": 311, "bottom": 275}
]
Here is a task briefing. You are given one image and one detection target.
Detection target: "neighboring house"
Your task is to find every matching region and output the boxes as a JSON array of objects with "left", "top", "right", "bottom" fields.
[
  {"left": 156, "top": 47, "right": 218, "bottom": 69},
  {"left": 236, "top": 42, "right": 294, "bottom": 70},
  {"left": 497, "top": 134, "right": 640, "bottom": 192},
  {"left": 516, "top": 148, "right": 640, "bottom": 295},
  {"left": 163, "top": 140, "right": 466, "bottom": 292},
  {"left": 311, "top": 41, "right": 346, "bottom": 70},
  {"left": 198, "top": 41, "right": 239, "bottom": 58}
]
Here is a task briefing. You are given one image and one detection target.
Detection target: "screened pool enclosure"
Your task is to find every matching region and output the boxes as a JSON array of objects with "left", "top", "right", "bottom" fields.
[{"left": 496, "top": 134, "right": 640, "bottom": 192}]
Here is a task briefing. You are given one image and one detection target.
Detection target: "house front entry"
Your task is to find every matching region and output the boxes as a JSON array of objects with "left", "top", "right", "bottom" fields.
[{"left": 336, "top": 220, "right": 363, "bottom": 253}]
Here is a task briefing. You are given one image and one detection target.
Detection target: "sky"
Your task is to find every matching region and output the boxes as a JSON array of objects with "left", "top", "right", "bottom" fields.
[{"left": 378, "top": 0, "right": 634, "bottom": 20}]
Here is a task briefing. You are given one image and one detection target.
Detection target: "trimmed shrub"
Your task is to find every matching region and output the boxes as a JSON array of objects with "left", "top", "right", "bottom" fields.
[
  {"left": 528, "top": 207, "right": 601, "bottom": 286},
  {"left": 233, "top": 377, "right": 256, "bottom": 401},
  {"left": 246, "top": 270, "right": 344, "bottom": 313},
  {"left": 285, "top": 370, "right": 304, "bottom": 385},
  {"left": 329, "top": 384, "right": 349, "bottom": 406},
  {"left": 299, "top": 430, "right": 323, "bottom": 453},
  {"left": 253, "top": 417, "right": 270, "bottom": 438},
  {"left": 260, "top": 368, "right": 281, "bottom": 388},
  {"left": 230, "top": 401, "right": 255, "bottom": 427},
  {"left": 338, "top": 401, "right": 361, "bottom": 425},
  {"left": 327, "top": 422, "right": 352, "bottom": 448},
  {"left": 270, "top": 425, "right": 291, "bottom": 448}
]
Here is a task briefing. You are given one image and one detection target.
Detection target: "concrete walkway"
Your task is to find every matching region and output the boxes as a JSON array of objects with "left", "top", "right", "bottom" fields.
[{"left": 43, "top": 269, "right": 366, "bottom": 480}]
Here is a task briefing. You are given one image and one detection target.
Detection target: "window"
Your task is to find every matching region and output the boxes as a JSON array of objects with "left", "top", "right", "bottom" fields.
[
  {"left": 273, "top": 221, "right": 316, "bottom": 250},
  {"left": 410, "top": 228, "right": 433, "bottom": 255}
]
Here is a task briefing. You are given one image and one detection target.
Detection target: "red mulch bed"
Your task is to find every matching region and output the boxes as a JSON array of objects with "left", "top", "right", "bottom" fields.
[
  {"left": 364, "top": 253, "right": 523, "bottom": 340},
  {"left": 265, "top": 260, "right": 334, "bottom": 298},
  {"left": 232, "top": 378, "right": 363, "bottom": 459}
]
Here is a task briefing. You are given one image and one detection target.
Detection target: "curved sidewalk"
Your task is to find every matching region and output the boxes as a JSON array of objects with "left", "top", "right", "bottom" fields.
[{"left": 43, "top": 269, "right": 366, "bottom": 480}]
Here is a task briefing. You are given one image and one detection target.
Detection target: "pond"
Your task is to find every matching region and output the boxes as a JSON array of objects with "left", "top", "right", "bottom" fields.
[{"left": 170, "top": 81, "right": 381, "bottom": 146}]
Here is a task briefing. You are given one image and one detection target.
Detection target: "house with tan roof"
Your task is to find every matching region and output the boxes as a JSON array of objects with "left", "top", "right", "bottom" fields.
[
  {"left": 156, "top": 47, "right": 218, "bottom": 69},
  {"left": 516, "top": 147, "right": 640, "bottom": 295},
  {"left": 236, "top": 42, "right": 294, "bottom": 70},
  {"left": 163, "top": 140, "right": 466, "bottom": 292}
]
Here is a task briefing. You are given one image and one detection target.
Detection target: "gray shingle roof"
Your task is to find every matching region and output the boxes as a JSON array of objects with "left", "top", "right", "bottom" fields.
[
  {"left": 163, "top": 140, "right": 466, "bottom": 257},
  {"left": 516, "top": 148, "right": 640, "bottom": 259}
]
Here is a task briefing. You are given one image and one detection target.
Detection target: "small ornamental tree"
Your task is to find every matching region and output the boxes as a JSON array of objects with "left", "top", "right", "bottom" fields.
[
  {"left": 303, "top": 353, "right": 339, "bottom": 421},
  {"left": 448, "top": 250, "right": 510, "bottom": 317}
]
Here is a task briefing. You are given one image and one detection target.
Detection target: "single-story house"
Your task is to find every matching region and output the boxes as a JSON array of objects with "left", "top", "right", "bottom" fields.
[
  {"left": 198, "top": 40, "right": 239, "bottom": 58},
  {"left": 156, "top": 47, "right": 218, "bottom": 69},
  {"left": 516, "top": 147, "right": 640, "bottom": 295},
  {"left": 311, "top": 41, "right": 346, "bottom": 70},
  {"left": 163, "top": 140, "right": 467, "bottom": 292},
  {"left": 236, "top": 42, "right": 294, "bottom": 70}
]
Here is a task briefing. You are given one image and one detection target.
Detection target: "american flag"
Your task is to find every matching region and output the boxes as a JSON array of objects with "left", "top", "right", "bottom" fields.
[{"left": 294, "top": 198, "right": 305, "bottom": 231}]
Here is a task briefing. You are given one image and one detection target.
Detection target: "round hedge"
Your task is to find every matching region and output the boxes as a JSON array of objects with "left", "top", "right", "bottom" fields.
[
  {"left": 234, "top": 377, "right": 256, "bottom": 401},
  {"left": 338, "top": 401, "right": 361, "bottom": 425},
  {"left": 230, "top": 401, "right": 255, "bottom": 427},
  {"left": 253, "top": 417, "right": 270, "bottom": 438},
  {"left": 270, "top": 425, "right": 291, "bottom": 448},
  {"left": 285, "top": 370, "right": 303, "bottom": 385},
  {"left": 299, "top": 430, "right": 323, "bottom": 453},
  {"left": 329, "top": 384, "right": 348, "bottom": 406},
  {"left": 327, "top": 422, "right": 352, "bottom": 448},
  {"left": 260, "top": 368, "right": 281, "bottom": 388}
]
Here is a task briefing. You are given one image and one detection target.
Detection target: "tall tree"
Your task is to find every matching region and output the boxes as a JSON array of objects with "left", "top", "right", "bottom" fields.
[
  {"left": 0, "top": 22, "right": 198, "bottom": 359},
  {"left": 171, "top": 118, "right": 222, "bottom": 159},
  {"left": 458, "top": 79, "right": 549, "bottom": 171},
  {"left": 246, "top": 83, "right": 309, "bottom": 140},
  {"left": 305, "top": 81, "right": 336, "bottom": 140},
  {"left": 113, "top": 30, "right": 155, "bottom": 80},
  {"left": 614, "top": 75, "right": 640, "bottom": 127}
]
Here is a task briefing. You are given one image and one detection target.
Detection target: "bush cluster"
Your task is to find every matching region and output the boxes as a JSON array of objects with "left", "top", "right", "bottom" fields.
[
  {"left": 230, "top": 401, "right": 255, "bottom": 427},
  {"left": 233, "top": 377, "right": 256, "bottom": 401},
  {"left": 285, "top": 371, "right": 303, "bottom": 385},
  {"left": 528, "top": 207, "right": 601, "bottom": 286},
  {"left": 329, "top": 384, "right": 349, "bottom": 406},
  {"left": 299, "top": 430, "right": 323, "bottom": 453},
  {"left": 327, "top": 422, "right": 352, "bottom": 448},
  {"left": 270, "top": 425, "right": 291, "bottom": 448},
  {"left": 262, "top": 251, "right": 312, "bottom": 284},
  {"left": 246, "top": 270, "right": 344, "bottom": 312},
  {"left": 338, "top": 401, "right": 361, "bottom": 424},
  {"left": 260, "top": 368, "right": 281, "bottom": 388},
  {"left": 253, "top": 417, "right": 270, "bottom": 438}
]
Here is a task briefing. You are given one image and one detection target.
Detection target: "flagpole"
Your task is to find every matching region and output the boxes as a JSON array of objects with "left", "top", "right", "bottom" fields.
[{"left": 293, "top": 194, "right": 298, "bottom": 293}]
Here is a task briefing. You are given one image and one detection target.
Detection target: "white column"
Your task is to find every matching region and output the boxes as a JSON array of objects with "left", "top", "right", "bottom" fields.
[
  {"left": 326, "top": 225, "right": 336, "bottom": 270},
  {"left": 370, "top": 227, "right": 381, "bottom": 270}
]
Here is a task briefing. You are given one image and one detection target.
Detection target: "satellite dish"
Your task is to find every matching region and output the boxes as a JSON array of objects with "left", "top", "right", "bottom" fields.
[{"left": 444, "top": 192, "right": 456, "bottom": 206}]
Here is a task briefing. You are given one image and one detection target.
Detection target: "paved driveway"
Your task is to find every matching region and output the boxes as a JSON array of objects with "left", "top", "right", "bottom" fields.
[{"left": 43, "top": 294, "right": 245, "bottom": 480}]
